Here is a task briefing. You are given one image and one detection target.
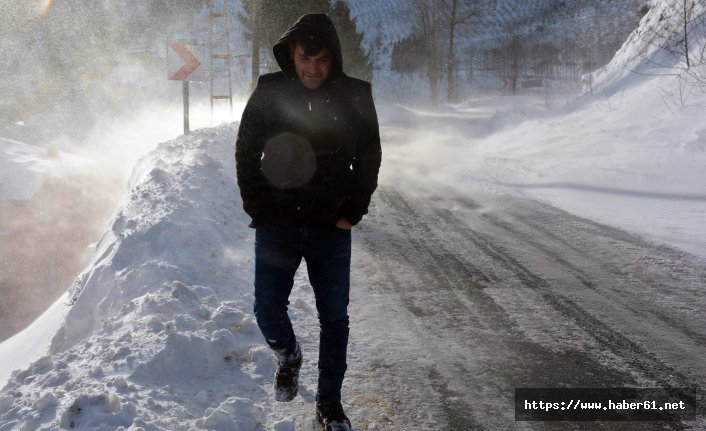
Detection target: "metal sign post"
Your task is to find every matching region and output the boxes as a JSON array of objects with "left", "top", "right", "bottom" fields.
[
  {"left": 168, "top": 42, "right": 201, "bottom": 135},
  {"left": 182, "top": 80, "right": 190, "bottom": 135}
]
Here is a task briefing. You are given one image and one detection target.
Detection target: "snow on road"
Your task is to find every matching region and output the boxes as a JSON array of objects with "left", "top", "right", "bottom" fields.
[
  {"left": 2, "top": 2, "right": 706, "bottom": 426},
  {"left": 1, "top": 111, "right": 704, "bottom": 429},
  {"left": 354, "top": 166, "right": 705, "bottom": 430},
  {"left": 2, "top": 89, "right": 705, "bottom": 430}
]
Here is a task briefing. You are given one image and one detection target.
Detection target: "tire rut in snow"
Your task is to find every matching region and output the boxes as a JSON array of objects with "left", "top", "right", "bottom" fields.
[
  {"left": 489, "top": 200, "right": 706, "bottom": 349},
  {"left": 353, "top": 186, "right": 694, "bottom": 430},
  {"left": 397, "top": 186, "right": 701, "bottom": 424},
  {"left": 437, "top": 198, "right": 699, "bottom": 391}
]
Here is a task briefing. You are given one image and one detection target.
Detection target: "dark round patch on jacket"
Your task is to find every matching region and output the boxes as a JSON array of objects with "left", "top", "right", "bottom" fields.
[{"left": 262, "top": 132, "right": 317, "bottom": 189}]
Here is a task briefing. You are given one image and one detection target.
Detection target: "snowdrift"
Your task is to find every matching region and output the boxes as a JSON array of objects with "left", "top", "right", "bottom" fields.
[{"left": 0, "top": 125, "right": 281, "bottom": 430}]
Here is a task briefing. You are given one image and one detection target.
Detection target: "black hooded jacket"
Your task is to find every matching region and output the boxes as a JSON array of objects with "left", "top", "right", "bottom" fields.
[{"left": 235, "top": 14, "right": 381, "bottom": 228}]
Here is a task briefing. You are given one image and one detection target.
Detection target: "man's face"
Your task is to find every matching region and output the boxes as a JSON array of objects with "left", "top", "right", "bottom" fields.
[{"left": 292, "top": 43, "right": 333, "bottom": 90}]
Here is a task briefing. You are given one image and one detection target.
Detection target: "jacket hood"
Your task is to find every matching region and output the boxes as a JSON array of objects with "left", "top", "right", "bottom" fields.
[{"left": 273, "top": 14, "right": 343, "bottom": 80}]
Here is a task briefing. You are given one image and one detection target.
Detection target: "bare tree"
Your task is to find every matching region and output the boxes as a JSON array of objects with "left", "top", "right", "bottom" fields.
[
  {"left": 413, "top": 0, "right": 444, "bottom": 105},
  {"left": 234, "top": 0, "right": 264, "bottom": 88},
  {"left": 681, "top": 0, "right": 693, "bottom": 68},
  {"left": 440, "top": 0, "right": 480, "bottom": 103},
  {"left": 631, "top": 1, "right": 706, "bottom": 100},
  {"left": 640, "top": 0, "right": 704, "bottom": 71},
  {"left": 508, "top": 34, "right": 522, "bottom": 95},
  {"left": 494, "top": 19, "right": 527, "bottom": 95}
]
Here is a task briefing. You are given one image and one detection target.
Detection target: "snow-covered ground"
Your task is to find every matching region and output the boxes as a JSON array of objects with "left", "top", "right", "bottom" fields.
[
  {"left": 1, "top": 126, "right": 276, "bottom": 430},
  {"left": 405, "top": 67, "right": 706, "bottom": 259},
  {"left": 1, "top": 1, "right": 705, "bottom": 429},
  {"left": 391, "top": 0, "right": 706, "bottom": 259}
]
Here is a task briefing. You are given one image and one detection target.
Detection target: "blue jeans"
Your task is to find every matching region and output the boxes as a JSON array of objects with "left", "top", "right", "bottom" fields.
[{"left": 254, "top": 220, "right": 351, "bottom": 402}]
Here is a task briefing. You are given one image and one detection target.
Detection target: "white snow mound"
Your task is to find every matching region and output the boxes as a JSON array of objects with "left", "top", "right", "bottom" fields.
[{"left": 0, "top": 125, "right": 277, "bottom": 430}]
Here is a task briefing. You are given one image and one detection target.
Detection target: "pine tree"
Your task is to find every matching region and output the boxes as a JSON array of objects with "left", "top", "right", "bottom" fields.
[
  {"left": 330, "top": 0, "right": 372, "bottom": 81},
  {"left": 391, "top": 35, "right": 428, "bottom": 73},
  {"left": 240, "top": 0, "right": 371, "bottom": 80},
  {"left": 240, "top": 0, "right": 331, "bottom": 78}
]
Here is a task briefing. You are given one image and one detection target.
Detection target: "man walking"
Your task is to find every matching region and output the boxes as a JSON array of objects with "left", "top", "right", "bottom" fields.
[{"left": 235, "top": 13, "right": 381, "bottom": 431}]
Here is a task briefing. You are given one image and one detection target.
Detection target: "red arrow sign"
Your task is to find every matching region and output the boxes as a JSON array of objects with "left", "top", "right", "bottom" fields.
[{"left": 169, "top": 43, "right": 201, "bottom": 81}]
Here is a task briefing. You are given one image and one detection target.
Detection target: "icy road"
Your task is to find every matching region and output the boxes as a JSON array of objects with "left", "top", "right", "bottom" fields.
[
  {"left": 1, "top": 112, "right": 704, "bottom": 431},
  {"left": 272, "top": 117, "right": 706, "bottom": 430}
]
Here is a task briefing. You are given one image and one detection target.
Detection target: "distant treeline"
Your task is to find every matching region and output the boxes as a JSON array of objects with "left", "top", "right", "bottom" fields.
[{"left": 390, "top": 0, "right": 647, "bottom": 101}]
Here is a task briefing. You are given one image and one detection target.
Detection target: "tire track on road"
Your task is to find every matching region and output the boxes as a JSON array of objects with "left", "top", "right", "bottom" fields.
[
  {"left": 441, "top": 202, "right": 699, "bottom": 392},
  {"left": 353, "top": 186, "right": 695, "bottom": 430},
  {"left": 389, "top": 188, "right": 699, "bottom": 415}
]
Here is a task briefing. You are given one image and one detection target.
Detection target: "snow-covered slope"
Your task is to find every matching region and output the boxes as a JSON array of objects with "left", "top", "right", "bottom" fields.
[
  {"left": 434, "top": 0, "right": 706, "bottom": 258},
  {"left": 0, "top": 126, "right": 278, "bottom": 430},
  {"left": 591, "top": 0, "right": 706, "bottom": 93}
]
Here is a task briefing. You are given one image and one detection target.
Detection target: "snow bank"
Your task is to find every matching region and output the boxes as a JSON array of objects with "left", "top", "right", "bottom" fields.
[
  {"left": 0, "top": 293, "right": 70, "bottom": 389},
  {"left": 591, "top": 0, "right": 706, "bottom": 93},
  {"left": 438, "top": 0, "right": 706, "bottom": 258},
  {"left": 0, "top": 125, "right": 279, "bottom": 430}
]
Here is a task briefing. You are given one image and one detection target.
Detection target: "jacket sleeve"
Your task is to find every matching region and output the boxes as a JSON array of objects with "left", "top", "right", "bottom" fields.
[
  {"left": 340, "top": 82, "right": 382, "bottom": 225},
  {"left": 235, "top": 77, "right": 276, "bottom": 226}
]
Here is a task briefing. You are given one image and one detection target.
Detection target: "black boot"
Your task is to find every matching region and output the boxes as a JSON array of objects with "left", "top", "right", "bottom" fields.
[
  {"left": 316, "top": 399, "right": 352, "bottom": 431},
  {"left": 273, "top": 347, "right": 302, "bottom": 402}
]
